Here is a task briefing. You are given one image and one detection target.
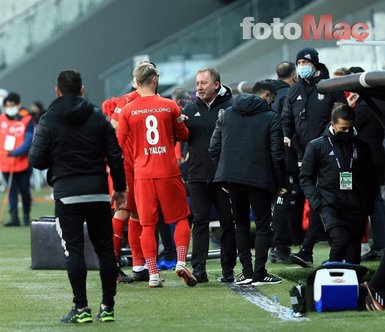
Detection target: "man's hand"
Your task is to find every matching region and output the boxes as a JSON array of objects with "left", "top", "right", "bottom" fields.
[
  {"left": 277, "top": 187, "right": 288, "bottom": 197},
  {"left": 283, "top": 136, "right": 291, "bottom": 147},
  {"left": 111, "top": 191, "right": 127, "bottom": 210}
]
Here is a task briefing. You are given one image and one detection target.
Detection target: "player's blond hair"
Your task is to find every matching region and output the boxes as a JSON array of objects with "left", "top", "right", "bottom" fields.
[{"left": 133, "top": 61, "right": 159, "bottom": 86}]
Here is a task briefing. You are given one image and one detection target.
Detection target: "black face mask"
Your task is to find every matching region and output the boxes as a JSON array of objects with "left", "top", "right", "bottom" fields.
[{"left": 334, "top": 131, "right": 352, "bottom": 143}]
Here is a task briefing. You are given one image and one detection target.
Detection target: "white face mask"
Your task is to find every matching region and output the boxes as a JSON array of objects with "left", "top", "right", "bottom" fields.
[{"left": 4, "top": 106, "right": 19, "bottom": 117}]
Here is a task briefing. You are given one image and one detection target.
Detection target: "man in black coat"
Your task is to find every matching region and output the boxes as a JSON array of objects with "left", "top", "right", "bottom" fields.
[
  {"left": 300, "top": 104, "right": 377, "bottom": 263},
  {"left": 209, "top": 80, "right": 286, "bottom": 286},
  {"left": 183, "top": 67, "right": 237, "bottom": 283},
  {"left": 282, "top": 47, "right": 347, "bottom": 267},
  {"left": 29, "top": 70, "right": 126, "bottom": 323}
]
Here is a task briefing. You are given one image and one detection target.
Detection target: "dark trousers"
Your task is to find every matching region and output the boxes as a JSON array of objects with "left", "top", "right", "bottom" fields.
[
  {"left": 320, "top": 206, "right": 366, "bottom": 264},
  {"left": 301, "top": 208, "right": 325, "bottom": 255},
  {"left": 189, "top": 182, "right": 236, "bottom": 276},
  {"left": 369, "top": 190, "right": 385, "bottom": 250},
  {"left": 3, "top": 168, "right": 32, "bottom": 216},
  {"left": 272, "top": 183, "right": 305, "bottom": 248},
  {"left": 56, "top": 200, "right": 117, "bottom": 308},
  {"left": 228, "top": 184, "right": 272, "bottom": 279},
  {"left": 370, "top": 250, "right": 385, "bottom": 292}
]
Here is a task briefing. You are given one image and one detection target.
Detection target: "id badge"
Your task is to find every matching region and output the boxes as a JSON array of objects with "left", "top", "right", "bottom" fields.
[
  {"left": 340, "top": 172, "right": 353, "bottom": 190},
  {"left": 4, "top": 135, "right": 16, "bottom": 151}
]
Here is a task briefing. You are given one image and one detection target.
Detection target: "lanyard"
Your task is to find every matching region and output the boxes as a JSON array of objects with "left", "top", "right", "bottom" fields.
[{"left": 327, "top": 137, "right": 354, "bottom": 172}]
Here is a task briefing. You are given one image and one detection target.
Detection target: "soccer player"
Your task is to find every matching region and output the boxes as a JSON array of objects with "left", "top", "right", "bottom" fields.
[
  {"left": 102, "top": 85, "right": 148, "bottom": 283},
  {"left": 117, "top": 62, "right": 196, "bottom": 288}
]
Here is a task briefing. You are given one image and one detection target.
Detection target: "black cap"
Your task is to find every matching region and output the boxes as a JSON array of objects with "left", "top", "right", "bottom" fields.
[{"left": 296, "top": 47, "right": 319, "bottom": 68}]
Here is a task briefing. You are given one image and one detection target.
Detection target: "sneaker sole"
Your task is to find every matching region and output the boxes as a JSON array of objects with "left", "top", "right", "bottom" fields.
[
  {"left": 176, "top": 269, "right": 197, "bottom": 287},
  {"left": 290, "top": 255, "right": 313, "bottom": 268},
  {"left": 117, "top": 277, "right": 134, "bottom": 284},
  {"left": 97, "top": 316, "right": 115, "bottom": 322},
  {"left": 251, "top": 280, "right": 282, "bottom": 286},
  {"left": 365, "top": 282, "right": 384, "bottom": 311},
  {"left": 235, "top": 279, "right": 253, "bottom": 286}
]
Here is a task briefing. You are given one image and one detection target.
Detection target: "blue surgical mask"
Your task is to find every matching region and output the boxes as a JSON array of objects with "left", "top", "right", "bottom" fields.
[{"left": 297, "top": 65, "right": 314, "bottom": 79}]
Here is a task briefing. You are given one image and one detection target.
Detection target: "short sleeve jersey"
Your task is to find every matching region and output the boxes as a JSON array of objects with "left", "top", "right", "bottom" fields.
[{"left": 118, "top": 95, "right": 188, "bottom": 179}]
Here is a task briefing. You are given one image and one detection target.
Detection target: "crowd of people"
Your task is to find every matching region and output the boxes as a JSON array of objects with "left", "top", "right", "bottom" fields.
[{"left": 2, "top": 45, "right": 385, "bottom": 322}]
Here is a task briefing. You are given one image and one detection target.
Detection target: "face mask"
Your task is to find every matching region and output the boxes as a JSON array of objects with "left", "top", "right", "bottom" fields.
[
  {"left": 297, "top": 65, "right": 314, "bottom": 79},
  {"left": 334, "top": 131, "right": 352, "bottom": 143},
  {"left": 4, "top": 106, "right": 19, "bottom": 117}
]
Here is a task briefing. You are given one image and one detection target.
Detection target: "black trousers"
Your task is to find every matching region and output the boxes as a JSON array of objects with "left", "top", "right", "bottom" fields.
[
  {"left": 189, "top": 182, "right": 236, "bottom": 276},
  {"left": 320, "top": 206, "right": 366, "bottom": 264},
  {"left": 56, "top": 200, "right": 117, "bottom": 308},
  {"left": 228, "top": 184, "right": 272, "bottom": 279},
  {"left": 272, "top": 182, "right": 305, "bottom": 248},
  {"left": 370, "top": 250, "right": 385, "bottom": 292},
  {"left": 301, "top": 207, "right": 325, "bottom": 255}
]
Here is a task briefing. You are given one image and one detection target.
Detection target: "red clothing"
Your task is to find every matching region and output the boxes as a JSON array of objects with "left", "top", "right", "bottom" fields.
[
  {"left": 112, "top": 90, "right": 141, "bottom": 122},
  {"left": 0, "top": 113, "right": 32, "bottom": 173},
  {"left": 117, "top": 95, "right": 188, "bottom": 180}
]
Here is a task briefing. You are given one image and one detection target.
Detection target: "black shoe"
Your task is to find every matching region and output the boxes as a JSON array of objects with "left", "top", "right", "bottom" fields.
[
  {"left": 290, "top": 250, "right": 313, "bottom": 268},
  {"left": 4, "top": 221, "right": 20, "bottom": 227},
  {"left": 252, "top": 273, "right": 282, "bottom": 286},
  {"left": 365, "top": 282, "right": 385, "bottom": 311},
  {"left": 117, "top": 268, "right": 134, "bottom": 283},
  {"left": 192, "top": 268, "right": 208, "bottom": 283},
  {"left": 96, "top": 304, "right": 115, "bottom": 322},
  {"left": 132, "top": 269, "right": 149, "bottom": 282},
  {"left": 23, "top": 215, "right": 30, "bottom": 226},
  {"left": 268, "top": 247, "right": 291, "bottom": 264},
  {"left": 217, "top": 274, "right": 234, "bottom": 283},
  {"left": 235, "top": 272, "right": 252, "bottom": 286},
  {"left": 361, "top": 249, "right": 383, "bottom": 261},
  {"left": 60, "top": 307, "right": 93, "bottom": 323}
]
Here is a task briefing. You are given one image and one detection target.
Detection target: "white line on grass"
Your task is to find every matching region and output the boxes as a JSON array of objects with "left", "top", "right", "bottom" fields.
[{"left": 229, "top": 284, "right": 309, "bottom": 321}]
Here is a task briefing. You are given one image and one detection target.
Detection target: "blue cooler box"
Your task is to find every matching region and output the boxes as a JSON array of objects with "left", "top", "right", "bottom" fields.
[{"left": 313, "top": 268, "right": 359, "bottom": 312}]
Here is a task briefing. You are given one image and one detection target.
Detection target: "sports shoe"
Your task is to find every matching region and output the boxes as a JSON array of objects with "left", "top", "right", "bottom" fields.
[
  {"left": 175, "top": 263, "right": 197, "bottom": 287},
  {"left": 290, "top": 250, "right": 313, "bottom": 268},
  {"left": 149, "top": 273, "right": 163, "bottom": 288},
  {"left": 132, "top": 268, "right": 149, "bottom": 282},
  {"left": 235, "top": 273, "right": 252, "bottom": 286},
  {"left": 217, "top": 274, "right": 235, "bottom": 283},
  {"left": 157, "top": 259, "right": 177, "bottom": 270},
  {"left": 60, "top": 307, "right": 93, "bottom": 323},
  {"left": 117, "top": 268, "right": 134, "bottom": 283},
  {"left": 361, "top": 249, "right": 383, "bottom": 262},
  {"left": 192, "top": 267, "right": 209, "bottom": 283},
  {"left": 268, "top": 247, "right": 291, "bottom": 264},
  {"left": 252, "top": 273, "right": 282, "bottom": 286},
  {"left": 96, "top": 304, "right": 114, "bottom": 322},
  {"left": 365, "top": 282, "right": 384, "bottom": 311}
]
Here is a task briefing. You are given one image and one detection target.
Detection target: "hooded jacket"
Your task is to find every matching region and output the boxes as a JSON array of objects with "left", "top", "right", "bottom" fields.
[
  {"left": 282, "top": 63, "right": 346, "bottom": 158},
  {"left": 183, "top": 85, "right": 232, "bottom": 182},
  {"left": 271, "top": 79, "right": 290, "bottom": 114},
  {"left": 299, "top": 125, "right": 377, "bottom": 225},
  {"left": 209, "top": 93, "right": 285, "bottom": 194},
  {"left": 28, "top": 95, "right": 126, "bottom": 199}
]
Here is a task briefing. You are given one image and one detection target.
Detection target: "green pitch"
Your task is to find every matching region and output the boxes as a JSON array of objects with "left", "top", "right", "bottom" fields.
[{"left": 0, "top": 188, "right": 384, "bottom": 331}]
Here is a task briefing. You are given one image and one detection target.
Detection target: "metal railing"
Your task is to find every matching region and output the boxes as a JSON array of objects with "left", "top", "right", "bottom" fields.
[{"left": 0, "top": 0, "right": 105, "bottom": 70}]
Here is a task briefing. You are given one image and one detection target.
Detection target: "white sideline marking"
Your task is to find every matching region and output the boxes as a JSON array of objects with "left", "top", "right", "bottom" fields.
[{"left": 229, "top": 284, "right": 309, "bottom": 321}]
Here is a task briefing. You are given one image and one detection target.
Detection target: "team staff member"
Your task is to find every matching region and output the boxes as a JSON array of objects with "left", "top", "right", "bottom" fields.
[
  {"left": 118, "top": 62, "right": 197, "bottom": 288},
  {"left": 183, "top": 68, "right": 237, "bottom": 283},
  {"left": 300, "top": 104, "right": 377, "bottom": 264},
  {"left": 1, "top": 92, "right": 34, "bottom": 227},
  {"left": 29, "top": 69, "right": 126, "bottom": 323},
  {"left": 282, "top": 47, "right": 346, "bottom": 267},
  {"left": 209, "top": 80, "right": 286, "bottom": 286}
]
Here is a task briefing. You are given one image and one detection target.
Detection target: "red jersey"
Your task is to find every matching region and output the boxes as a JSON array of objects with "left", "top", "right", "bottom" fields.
[
  {"left": 112, "top": 90, "right": 141, "bottom": 122},
  {"left": 118, "top": 95, "right": 188, "bottom": 180}
]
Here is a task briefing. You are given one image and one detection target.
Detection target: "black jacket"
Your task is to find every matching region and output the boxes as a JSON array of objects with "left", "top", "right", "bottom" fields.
[
  {"left": 300, "top": 126, "right": 377, "bottom": 222},
  {"left": 271, "top": 79, "right": 290, "bottom": 114},
  {"left": 183, "top": 85, "right": 232, "bottom": 182},
  {"left": 282, "top": 63, "right": 346, "bottom": 158},
  {"left": 209, "top": 93, "right": 286, "bottom": 194},
  {"left": 354, "top": 98, "right": 385, "bottom": 185},
  {"left": 28, "top": 95, "right": 126, "bottom": 199}
]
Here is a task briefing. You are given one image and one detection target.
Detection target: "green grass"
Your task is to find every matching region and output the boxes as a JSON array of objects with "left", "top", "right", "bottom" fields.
[{"left": 0, "top": 187, "right": 385, "bottom": 331}]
